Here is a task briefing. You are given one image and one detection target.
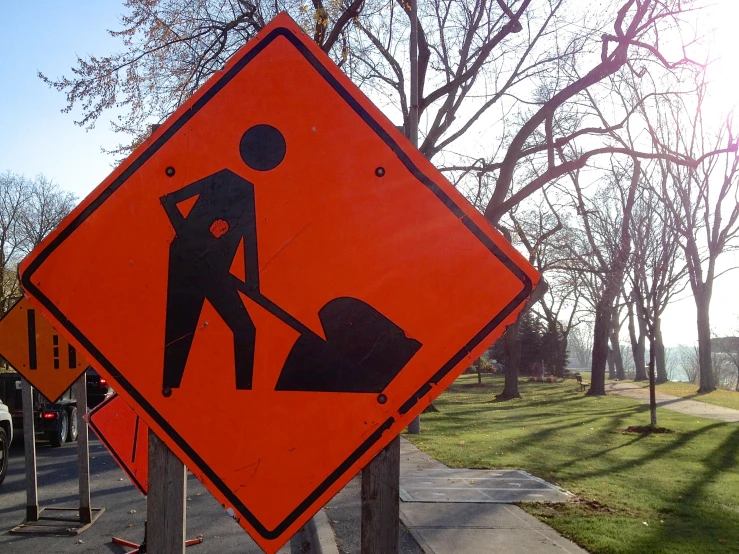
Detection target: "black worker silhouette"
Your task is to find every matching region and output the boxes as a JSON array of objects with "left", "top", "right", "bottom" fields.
[
  {"left": 160, "top": 124, "right": 422, "bottom": 395},
  {"left": 161, "top": 169, "right": 259, "bottom": 391}
]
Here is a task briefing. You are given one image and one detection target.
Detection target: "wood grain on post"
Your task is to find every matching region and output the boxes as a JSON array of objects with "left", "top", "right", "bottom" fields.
[
  {"left": 361, "top": 435, "right": 400, "bottom": 554},
  {"left": 75, "top": 373, "right": 92, "bottom": 523},
  {"left": 21, "top": 379, "right": 39, "bottom": 522},
  {"left": 147, "top": 430, "right": 186, "bottom": 553}
]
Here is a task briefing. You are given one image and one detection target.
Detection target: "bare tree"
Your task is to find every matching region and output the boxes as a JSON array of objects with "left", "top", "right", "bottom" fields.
[
  {"left": 0, "top": 172, "right": 76, "bottom": 314},
  {"left": 620, "top": 342, "right": 635, "bottom": 377},
  {"left": 0, "top": 172, "right": 29, "bottom": 314},
  {"left": 679, "top": 345, "right": 699, "bottom": 383},
  {"left": 40, "top": 0, "right": 558, "bottom": 163},
  {"left": 502, "top": 194, "right": 580, "bottom": 393},
  {"left": 562, "top": 156, "right": 640, "bottom": 395},
  {"left": 664, "top": 346, "right": 680, "bottom": 381},
  {"left": 607, "top": 301, "right": 627, "bottom": 380},
  {"left": 480, "top": 0, "right": 728, "bottom": 224},
  {"left": 20, "top": 175, "right": 77, "bottom": 253},
  {"left": 537, "top": 270, "right": 582, "bottom": 377},
  {"left": 628, "top": 165, "right": 688, "bottom": 385},
  {"left": 713, "top": 336, "right": 739, "bottom": 391},
  {"left": 42, "top": 1, "right": 728, "bottom": 209},
  {"left": 568, "top": 321, "right": 593, "bottom": 369},
  {"left": 647, "top": 73, "right": 739, "bottom": 393},
  {"left": 625, "top": 289, "right": 648, "bottom": 380}
]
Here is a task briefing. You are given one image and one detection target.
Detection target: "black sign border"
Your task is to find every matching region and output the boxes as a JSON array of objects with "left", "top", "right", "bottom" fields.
[{"left": 22, "top": 25, "right": 533, "bottom": 540}]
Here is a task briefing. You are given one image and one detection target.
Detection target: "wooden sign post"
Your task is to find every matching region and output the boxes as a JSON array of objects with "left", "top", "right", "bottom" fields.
[
  {"left": 21, "top": 379, "right": 40, "bottom": 523},
  {"left": 75, "top": 373, "right": 92, "bottom": 524},
  {"left": 12, "top": 375, "right": 104, "bottom": 535},
  {"left": 147, "top": 431, "right": 187, "bottom": 553},
  {"left": 89, "top": 394, "right": 203, "bottom": 552},
  {"left": 361, "top": 436, "right": 400, "bottom": 553}
]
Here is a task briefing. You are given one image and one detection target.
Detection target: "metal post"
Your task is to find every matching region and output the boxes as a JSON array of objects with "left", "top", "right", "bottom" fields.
[
  {"left": 409, "top": 0, "right": 419, "bottom": 149},
  {"left": 21, "top": 379, "right": 40, "bottom": 522},
  {"left": 147, "top": 430, "right": 186, "bottom": 553},
  {"left": 75, "top": 373, "right": 92, "bottom": 523},
  {"left": 360, "top": 436, "right": 400, "bottom": 553},
  {"left": 407, "top": 0, "right": 421, "bottom": 436}
]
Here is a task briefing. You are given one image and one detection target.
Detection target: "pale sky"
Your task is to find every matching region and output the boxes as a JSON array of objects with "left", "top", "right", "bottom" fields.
[{"left": 1, "top": 1, "right": 738, "bottom": 347}]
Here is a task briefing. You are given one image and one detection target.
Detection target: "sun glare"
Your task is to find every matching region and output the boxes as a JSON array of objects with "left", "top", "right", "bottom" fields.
[{"left": 705, "top": 0, "right": 739, "bottom": 115}]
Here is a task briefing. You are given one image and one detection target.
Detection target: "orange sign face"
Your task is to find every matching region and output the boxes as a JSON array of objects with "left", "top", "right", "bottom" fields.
[
  {"left": 0, "top": 298, "right": 88, "bottom": 402},
  {"left": 19, "top": 13, "right": 539, "bottom": 553},
  {"left": 88, "top": 394, "right": 148, "bottom": 495}
]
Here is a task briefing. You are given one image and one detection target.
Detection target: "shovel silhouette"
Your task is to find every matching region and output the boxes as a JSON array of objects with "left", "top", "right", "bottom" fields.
[
  {"left": 275, "top": 297, "right": 422, "bottom": 393},
  {"left": 227, "top": 274, "right": 422, "bottom": 393}
]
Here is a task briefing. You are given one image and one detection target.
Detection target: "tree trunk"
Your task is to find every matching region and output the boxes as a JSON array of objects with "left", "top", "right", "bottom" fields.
[
  {"left": 586, "top": 159, "right": 641, "bottom": 397},
  {"left": 587, "top": 299, "right": 610, "bottom": 396},
  {"left": 655, "top": 318, "right": 668, "bottom": 384},
  {"left": 609, "top": 318, "right": 625, "bottom": 380},
  {"left": 648, "top": 331, "right": 658, "bottom": 428},
  {"left": 614, "top": 343, "right": 626, "bottom": 380},
  {"left": 497, "top": 322, "right": 521, "bottom": 400},
  {"left": 628, "top": 301, "right": 647, "bottom": 380},
  {"left": 554, "top": 336, "right": 567, "bottom": 378},
  {"left": 477, "top": 369, "right": 482, "bottom": 385},
  {"left": 607, "top": 345, "right": 616, "bottom": 380},
  {"left": 695, "top": 288, "right": 716, "bottom": 393}
]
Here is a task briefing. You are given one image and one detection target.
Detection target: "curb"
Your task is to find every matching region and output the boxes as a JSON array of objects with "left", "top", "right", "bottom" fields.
[
  {"left": 306, "top": 508, "right": 340, "bottom": 554},
  {"left": 289, "top": 509, "right": 340, "bottom": 554}
]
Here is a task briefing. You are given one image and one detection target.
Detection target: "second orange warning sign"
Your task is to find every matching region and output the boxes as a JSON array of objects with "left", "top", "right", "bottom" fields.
[{"left": 0, "top": 297, "right": 88, "bottom": 402}]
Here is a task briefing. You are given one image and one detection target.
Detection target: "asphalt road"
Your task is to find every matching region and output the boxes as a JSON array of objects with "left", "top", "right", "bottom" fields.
[
  {"left": 0, "top": 434, "right": 427, "bottom": 553},
  {"left": 0, "top": 434, "right": 269, "bottom": 553}
]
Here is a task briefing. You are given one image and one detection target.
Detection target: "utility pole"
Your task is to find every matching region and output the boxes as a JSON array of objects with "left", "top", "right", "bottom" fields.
[{"left": 407, "top": 0, "right": 421, "bottom": 436}]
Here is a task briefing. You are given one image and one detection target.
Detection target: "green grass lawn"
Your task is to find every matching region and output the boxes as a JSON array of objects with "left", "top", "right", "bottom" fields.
[
  {"left": 406, "top": 375, "right": 739, "bottom": 554},
  {"left": 625, "top": 380, "right": 739, "bottom": 411}
]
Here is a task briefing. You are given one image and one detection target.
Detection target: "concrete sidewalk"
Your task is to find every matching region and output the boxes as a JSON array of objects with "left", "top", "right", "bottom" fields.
[
  {"left": 606, "top": 381, "right": 739, "bottom": 422},
  {"left": 395, "top": 439, "right": 588, "bottom": 554},
  {"left": 0, "top": 434, "right": 584, "bottom": 553},
  {"left": 326, "top": 439, "right": 585, "bottom": 553}
]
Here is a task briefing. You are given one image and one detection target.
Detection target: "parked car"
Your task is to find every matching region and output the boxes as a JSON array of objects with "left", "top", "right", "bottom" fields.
[
  {"left": 85, "top": 368, "right": 114, "bottom": 409},
  {"left": 0, "top": 396, "right": 12, "bottom": 485},
  {"left": 0, "top": 367, "right": 113, "bottom": 447}
]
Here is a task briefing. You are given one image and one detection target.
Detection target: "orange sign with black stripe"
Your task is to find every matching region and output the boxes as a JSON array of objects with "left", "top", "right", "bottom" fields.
[
  {"left": 88, "top": 394, "right": 148, "bottom": 495},
  {"left": 0, "top": 297, "right": 88, "bottom": 402},
  {"left": 19, "top": 13, "right": 540, "bottom": 553}
]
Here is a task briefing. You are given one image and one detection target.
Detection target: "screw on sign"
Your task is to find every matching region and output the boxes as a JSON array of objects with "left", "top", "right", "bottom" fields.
[
  {"left": 19, "top": 13, "right": 540, "bottom": 553},
  {"left": 0, "top": 297, "right": 89, "bottom": 402}
]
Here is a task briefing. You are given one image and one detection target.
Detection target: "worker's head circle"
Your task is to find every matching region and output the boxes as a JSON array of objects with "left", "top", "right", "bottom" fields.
[{"left": 239, "top": 124, "right": 286, "bottom": 171}]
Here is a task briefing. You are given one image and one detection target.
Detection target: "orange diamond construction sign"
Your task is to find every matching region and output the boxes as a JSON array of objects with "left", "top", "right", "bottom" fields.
[
  {"left": 0, "top": 297, "right": 88, "bottom": 402},
  {"left": 20, "top": 13, "right": 540, "bottom": 553}
]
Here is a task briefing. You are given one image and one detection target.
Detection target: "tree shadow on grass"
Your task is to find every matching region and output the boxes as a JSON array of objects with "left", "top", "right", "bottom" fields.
[
  {"left": 546, "top": 421, "right": 727, "bottom": 482},
  {"left": 429, "top": 393, "right": 731, "bottom": 491},
  {"left": 624, "top": 425, "right": 739, "bottom": 554}
]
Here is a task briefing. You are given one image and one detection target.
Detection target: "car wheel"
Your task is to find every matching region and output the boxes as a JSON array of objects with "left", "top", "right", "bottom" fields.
[
  {"left": 48, "top": 411, "right": 68, "bottom": 447},
  {"left": 0, "top": 428, "right": 8, "bottom": 485},
  {"left": 67, "top": 407, "right": 78, "bottom": 442}
]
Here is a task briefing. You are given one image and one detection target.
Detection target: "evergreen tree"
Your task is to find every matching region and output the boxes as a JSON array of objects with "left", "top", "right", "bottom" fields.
[{"left": 519, "top": 312, "right": 543, "bottom": 375}]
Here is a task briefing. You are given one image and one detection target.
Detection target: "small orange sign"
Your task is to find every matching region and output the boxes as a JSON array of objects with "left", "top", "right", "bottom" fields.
[
  {"left": 0, "top": 298, "right": 88, "bottom": 402},
  {"left": 19, "top": 13, "right": 540, "bottom": 553},
  {"left": 88, "top": 394, "right": 148, "bottom": 495}
]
